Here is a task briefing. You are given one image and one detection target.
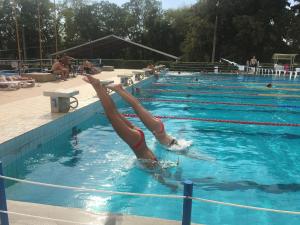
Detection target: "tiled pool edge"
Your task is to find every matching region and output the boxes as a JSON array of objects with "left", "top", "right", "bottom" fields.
[
  {"left": 8, "top": 200, "right": 202, "bottom": 225},
  {"left": 0, "top": 77, "right": 154, "bottom": 167}
]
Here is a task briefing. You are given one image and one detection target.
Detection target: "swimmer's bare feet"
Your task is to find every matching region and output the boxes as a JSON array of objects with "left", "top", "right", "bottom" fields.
[
  {"left": 82, "top": 76, "right": 101, "bottom": 88},
  {"left": 106, "top": 83, "right": 123, "bottom": 92}
]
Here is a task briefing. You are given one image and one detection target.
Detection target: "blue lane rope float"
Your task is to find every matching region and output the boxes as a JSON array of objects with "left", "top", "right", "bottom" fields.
[
  {"left": 152, "top": 82, "right": 300, "bottom": 92},
  {"left": 0, "top": 175, "right": 299, "bottom": 215},
  {"left": 137, "top": 97, "right": 300, "bottom": 109},
  {"left": 141, "top": 88, "right": 300, "bottom": 99},
  {"left": 122, "top": 113, "right": 300, "bottom": 127}
]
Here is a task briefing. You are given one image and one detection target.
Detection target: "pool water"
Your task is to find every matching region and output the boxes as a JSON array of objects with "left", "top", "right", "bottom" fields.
[{"left": 4, "top": 73, "right": 300, "bottom": 225}]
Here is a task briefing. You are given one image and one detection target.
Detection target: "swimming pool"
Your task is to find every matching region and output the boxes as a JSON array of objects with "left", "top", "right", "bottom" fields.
[{"left": 3, "top": 72, "right": 300, "bottom": 225}]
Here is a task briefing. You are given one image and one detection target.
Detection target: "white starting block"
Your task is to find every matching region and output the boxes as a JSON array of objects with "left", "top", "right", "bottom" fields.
[
  {"left": 132, "top": 71, "right": 145, "bottom": 81},
  {"left": 44, "top": 89, "right": 79, "bottom": 113},
  {"left": 100, "top": 80, "right": 114, "bottom": 86},
  {"left": 117, "top": 74, "right": 133, "bottom": 86},
  {"left": 154, "top": 65, "right": 166, "bottom": 71},
  {"left": 142, "top": 68, "right": 153, "bottom": 77},
  {"left": 100, "top": 80, "right": 114, "bottom": 93}
]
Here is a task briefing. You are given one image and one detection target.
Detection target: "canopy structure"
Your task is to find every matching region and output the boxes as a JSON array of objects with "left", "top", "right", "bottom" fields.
[
  {"left": 50, "top": 35, "right": 179, "bottom": 61},
  {"left": 272, "top": 53, "right": 298, "bottom": 67}
]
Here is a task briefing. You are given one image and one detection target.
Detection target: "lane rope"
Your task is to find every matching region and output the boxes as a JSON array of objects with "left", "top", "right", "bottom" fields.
[
  {"left": 0, "top": 175, "right": 184, "bottom": 200},
  {"left": 142, "top": 88, "right": 300, "bottom": 98},
  {"left": 164, "top": 75, "right": 299, "bottom": 83},
  {"left": 0, "top": 175, "right": 299, "bottom": 215},
  {"left": 152, "top": 83, "right": 300, "bottom": 92},
  {"left": 122, "top": 113, "right": 300, "bottom": 127},
  {"left": 137, "top": 97, "right": 300, "bottom": 109}
]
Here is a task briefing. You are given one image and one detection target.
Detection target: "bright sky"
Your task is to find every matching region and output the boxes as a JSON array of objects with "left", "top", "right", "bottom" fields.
[
  {"left": 103, "top": 0, "right": 297, "bottom": 9},
  {"left": 105, "top": 0, "right": 198, "bottom": 9}
]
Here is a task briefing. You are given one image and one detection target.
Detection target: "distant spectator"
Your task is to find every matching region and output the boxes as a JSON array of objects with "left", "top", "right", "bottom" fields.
[
  {"left": 147, "top": 64, "right": 155, "bottom": 74},
  {"left": 250, "top": 56, "right": 258, "bottom": 73},
  {"left": 60, "top": 53, "right": 74, "bottom": 72},
  {"left": 81, "top": 59, "right": 99, "bottom": 75},
  {"left": 284, "top": 64, "right": 289, "bottom": 72},
  {"left": 51, "top": 59, "right": 69, "bottom": 81}
]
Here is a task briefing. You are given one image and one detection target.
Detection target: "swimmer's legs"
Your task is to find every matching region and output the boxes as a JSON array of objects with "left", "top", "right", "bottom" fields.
[
  {"left": 107, "top": 84, "right": 162, "bottom": 133},
  {"left": 83, "top": 76, "right": 140, "bottom": 147}
]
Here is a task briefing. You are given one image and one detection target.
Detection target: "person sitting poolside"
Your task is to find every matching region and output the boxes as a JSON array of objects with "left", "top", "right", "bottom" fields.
[
  {"left": 81, "top": 59, "right": 100, "bottom": 75},
  {"left": 60, "top": 53, "right": 75, "bottom": 72},
  {"left": 51, "top": 59, "right": 69, "bottom": 81}
]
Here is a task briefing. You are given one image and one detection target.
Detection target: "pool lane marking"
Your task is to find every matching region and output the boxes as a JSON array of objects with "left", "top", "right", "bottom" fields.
[
  {"left": 164, "top": 75, "right": 299, "bottom": 82},
  {"left": 142, "top": 88, "right": 300, "bottom": 98},
  {"left": 123, "top": 113, "right": 300, "bottom": 127},
  {"left": 152, "top": 83, "right": 300, "bottom": 92},
  {"left": 226, "top": 82, "right": 300, "bottom": 87},
  {"left": 137, "top": 98, "right": 300, "bottom": 109}
]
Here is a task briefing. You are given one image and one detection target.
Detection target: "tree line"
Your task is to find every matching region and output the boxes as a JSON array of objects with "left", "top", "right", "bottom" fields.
[{"left": 0, "top": 0, "right": 299, "bottom": 63}]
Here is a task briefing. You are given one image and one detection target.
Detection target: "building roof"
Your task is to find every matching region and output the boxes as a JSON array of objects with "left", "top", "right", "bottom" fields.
[
  {"left": 50, "top": 35, "right": 179, "bottom": 60},
  {"left": 272, "top": 53, "right": 298, "bottom": 61}
]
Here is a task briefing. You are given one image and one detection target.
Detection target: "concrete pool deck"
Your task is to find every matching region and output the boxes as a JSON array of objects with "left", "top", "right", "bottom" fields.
[
  {"left": 7, "top": 200, "right": 201, "bottom": 225},
  {"left": 0, "top": 69, "right": 136, "bottom": 144}
]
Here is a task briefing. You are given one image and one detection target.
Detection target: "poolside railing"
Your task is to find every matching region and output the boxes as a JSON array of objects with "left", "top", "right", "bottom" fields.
[{"left": 0, "top": 162, "right": 299, "bottom": 225}]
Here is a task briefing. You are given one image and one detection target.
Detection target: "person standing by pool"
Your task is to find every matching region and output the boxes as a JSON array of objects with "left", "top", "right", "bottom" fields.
[
  {"left": 83, "top": 75, "right": 158, "bottom": 167},
  {"left": 250, "top": 56, "right": 258, "bottom": 74}
]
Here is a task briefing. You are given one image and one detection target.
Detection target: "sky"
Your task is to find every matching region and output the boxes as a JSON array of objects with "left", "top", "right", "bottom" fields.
[
  {"left": 105, "top": 0, "right": 198, "bottom": 9},
  {"left": 104, "top": 0, "right": 297, "bottom": 9}
]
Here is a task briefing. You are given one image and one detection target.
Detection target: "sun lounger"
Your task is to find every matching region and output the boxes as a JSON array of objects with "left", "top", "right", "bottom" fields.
[
  {"left": 6, "top": 75, "right": 36, "bottom": 88},
  {"left": 0, "top": 81, "right": 21, "bottom": 91}
]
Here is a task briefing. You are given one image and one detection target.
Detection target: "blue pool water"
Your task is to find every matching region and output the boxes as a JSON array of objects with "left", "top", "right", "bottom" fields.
[{"left": 4, "top": 73, "right": 300, "bottom": 225}]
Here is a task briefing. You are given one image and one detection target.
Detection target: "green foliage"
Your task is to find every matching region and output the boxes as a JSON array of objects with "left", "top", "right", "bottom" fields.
[{"left": 0, "top": 0, "right": 299, "bottom": 64}]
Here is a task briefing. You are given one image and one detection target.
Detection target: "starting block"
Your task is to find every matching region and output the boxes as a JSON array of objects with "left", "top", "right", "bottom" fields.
[
  {"left": 100, "top": 80, "right": 114, "bottom": 93},
  {"left": 142, "top": 68, "right": 153, "bottom": 77},
  {"left": 100, "top": 80, "right": 114, "bottom": 86},
  {"left": 132, "top": 71, "right": 145, "bottom": 81},
  {"left": 154, "top": 64, "right": 166, "bottom": 72},
  {"left": 44, "top": 89, "right": 79, "bottom": 113},
  {"left": 117, "top": 74, "right": 133, "bottom": 86}
]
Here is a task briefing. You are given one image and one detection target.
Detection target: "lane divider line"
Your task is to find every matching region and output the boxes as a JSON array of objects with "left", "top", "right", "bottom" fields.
[
  {"left": 152, "top": 83, "right": 300, "bottom": 92},
  {"left": 122, "top": 113, "right": 300, "bottom": 127},
  {"left": 142, "top": 88, "right": 300, "bottom": 98},
  {"left": 137, "top": 97, "right": 300, "bottom": 109}
]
